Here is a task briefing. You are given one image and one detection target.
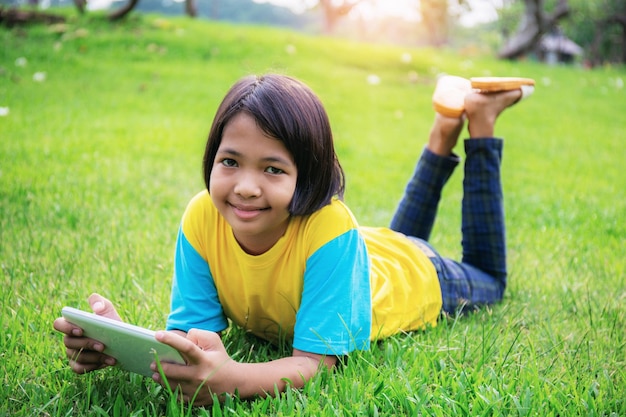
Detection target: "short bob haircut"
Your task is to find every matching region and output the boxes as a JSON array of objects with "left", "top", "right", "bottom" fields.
[{"left": 203, "top": 74, "right": 345, "bottom": 216}]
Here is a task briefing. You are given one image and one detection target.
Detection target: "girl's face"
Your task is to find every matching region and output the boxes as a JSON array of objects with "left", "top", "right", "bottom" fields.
[{"left": 210, "top": 112, "right": 298, "bottom": 255}]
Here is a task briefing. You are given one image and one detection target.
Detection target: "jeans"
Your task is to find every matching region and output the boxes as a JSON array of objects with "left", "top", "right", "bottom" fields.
[{"left": 390, "top": 138, "right": 507, "bottom": 314}]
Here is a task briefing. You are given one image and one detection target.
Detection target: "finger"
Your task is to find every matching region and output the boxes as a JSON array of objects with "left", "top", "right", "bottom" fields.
[
  {"left": 88, "top": 293, "right": 122, "bottom": 321},
  {"left": 149, "top": 368, "right": 211, "bottom": 406},
  {"left": 151, "top": 362, "right": 194, "bottom": 393},
  {"left": 187, "top": 329, "right": 223, "bottom": 352},
  {"left": 66, "top": 347, "right": 115, "bottom": 366},
  {"left": 154, "top": 331, "right": 200, "bottom": 360},
  {"left": 152, "top": 360, "right": 193, "bottom": 381},
  {"left": 53, "top": 317, "right": 83, "bottom": 337},
  {"left": 63, "top": 335, "right": 105, "bottom": 353},
  {"left": 65, "top": 345, "right": 116, "bottom": 374},
  {"left": 69, "top": 358, "right": 111, "bottom": 374},
  {"left": 151, "top": 367, "right": 216, "bottom": 406}
]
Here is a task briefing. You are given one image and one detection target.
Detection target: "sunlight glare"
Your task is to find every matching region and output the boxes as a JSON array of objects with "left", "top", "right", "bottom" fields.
[
  {"left": 355, "top": 0, "right": 420, "bottom": 22},
  {"left": 255, "top": 0, "right": 498, "bottom": 26},
  {"left": 253, "top": 0, "right": 319, "bottom": 14},
  {"left": 254, "top": 0, "right": 420, "bottom": 21}
]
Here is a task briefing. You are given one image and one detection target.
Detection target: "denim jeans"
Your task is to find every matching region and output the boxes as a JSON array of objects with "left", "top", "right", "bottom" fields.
[{"left": 390, "top": 139, "right": 507, "bottom": 314}]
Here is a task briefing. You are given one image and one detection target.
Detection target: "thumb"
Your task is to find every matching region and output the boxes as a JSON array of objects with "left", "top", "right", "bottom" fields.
[
  {"left": 187, "top": 329, "right": 224, "bottom": 352},
  {"left": 88, "top": 293, "right": 122, "bottom": 321}
]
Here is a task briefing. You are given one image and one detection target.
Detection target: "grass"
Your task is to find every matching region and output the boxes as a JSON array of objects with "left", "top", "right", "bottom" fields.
[{"left": 1, "top": 11, "right": 625, "bottom": 416}]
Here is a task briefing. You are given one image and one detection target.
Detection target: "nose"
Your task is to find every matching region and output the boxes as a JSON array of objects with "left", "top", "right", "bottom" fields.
[{"left": 233, "top": 171, "right": 262, "bottom": 198}]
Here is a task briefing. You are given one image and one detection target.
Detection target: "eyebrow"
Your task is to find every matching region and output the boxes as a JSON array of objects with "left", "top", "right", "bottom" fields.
[{"left": 217, "top": 148, "right": 294, "bottom": 166}]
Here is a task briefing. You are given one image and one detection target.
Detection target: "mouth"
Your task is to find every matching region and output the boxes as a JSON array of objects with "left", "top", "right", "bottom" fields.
[{"left": 229, "top": 202, "right": 269, "bottom": 220}]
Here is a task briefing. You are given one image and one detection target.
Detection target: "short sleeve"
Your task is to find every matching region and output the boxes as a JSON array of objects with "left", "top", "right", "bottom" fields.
[
  {"left": 166, "top": 227, "right": 228, "bottom": 333},
  {"left": 293, "top": 229, "right": 372, "bottom": 355}
]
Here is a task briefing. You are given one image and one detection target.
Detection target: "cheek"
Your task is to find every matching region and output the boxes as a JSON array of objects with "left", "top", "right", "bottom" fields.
[
  {"left": 283, "top": 179, "right": 298, "bottom": 204},
  {"left": 289, "top": 180, "right": 298, "bottom": 198},
  {"left": 208, "top": 170, "right": 224, "bottom": 196}
]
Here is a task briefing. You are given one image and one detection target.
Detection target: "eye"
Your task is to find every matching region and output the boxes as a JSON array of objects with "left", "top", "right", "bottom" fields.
[
  {"left": 221, "top": 158, "right": 237, "bottom": 167},
  {"left": 265, "top": 166, "right": 284, "bottom": 175}
]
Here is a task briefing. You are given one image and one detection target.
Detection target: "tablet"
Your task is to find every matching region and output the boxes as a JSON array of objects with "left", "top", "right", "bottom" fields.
[{"left": 61, "top": 306, "right": 185, "bottom": 377}]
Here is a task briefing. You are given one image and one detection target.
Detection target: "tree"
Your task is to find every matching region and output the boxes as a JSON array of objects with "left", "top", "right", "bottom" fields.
[
  {"left": 0, "top": 5, "right": 65, "bottom": 26},
  {"left": 498, "top": 0, "right": 571, "bottom": 59},
  {"left": 418, "top": 0, "right": 470, "bottom": 46},
  {"left": 589, "top": 0, "right": 626, "bottom": 64},
  {"left": 72, "top": 0, "right": 197, "bottom": 20},
  {"left": 108, "top": 0, "right": 140, "bottom": 21},
  {"left": 185, "top": 0, "right": 198, "bottom": 18},
  {"left": 420, "top": 0, "right": 449, "bottom": 46},
  {"left": 550, "top": 0, "right": 626, "bottom": 64},
  {"left": 318, "top": 0, "right": 361, "bottom": 33}
]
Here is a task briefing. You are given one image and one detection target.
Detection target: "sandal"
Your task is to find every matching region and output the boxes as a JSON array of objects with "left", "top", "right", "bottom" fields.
[
  {"left": 433, "top": 76, "right": 535, "bottom": 117},
  {"left": 432, "top": 75, "right": 472, "bottom": 118}
]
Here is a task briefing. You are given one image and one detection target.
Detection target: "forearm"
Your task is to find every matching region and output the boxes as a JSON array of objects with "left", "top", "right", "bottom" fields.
[
  {"left": 154, "top": 330, "right": 336, "bottom": 405},
  {"left": 228, "top": 353, "right": 334, "bottom": 400}
]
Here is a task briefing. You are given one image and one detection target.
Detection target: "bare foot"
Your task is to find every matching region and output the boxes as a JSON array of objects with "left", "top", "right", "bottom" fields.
[
  {"left": 427, "top": 112, "right": 465, "bottom": 157},
  {"left": 465, "top": 89, "right": 522, "bottom": 138}
]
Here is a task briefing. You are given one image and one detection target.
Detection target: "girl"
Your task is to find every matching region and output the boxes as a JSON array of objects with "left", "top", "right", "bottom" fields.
[{"left": 54, "top": 73, "right": 533, "bottom": 406}]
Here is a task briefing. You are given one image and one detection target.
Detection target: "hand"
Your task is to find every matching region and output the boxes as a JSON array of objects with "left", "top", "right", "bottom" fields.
[
  {"left": 151, "top": 329, "right": 238, "bottom": 406},
  {"left": 53, "top": 293, "right": 122, "bottom": 373}
]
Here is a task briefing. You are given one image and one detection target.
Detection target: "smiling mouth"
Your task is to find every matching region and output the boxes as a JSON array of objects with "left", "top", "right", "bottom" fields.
[{"left": 230, "top": 203, "right": 269, "bottom": 219}]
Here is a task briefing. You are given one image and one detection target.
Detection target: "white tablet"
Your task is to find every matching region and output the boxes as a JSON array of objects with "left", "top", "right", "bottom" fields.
[{"left": 61, "top": 306, "right": 185, "bottom": 377}]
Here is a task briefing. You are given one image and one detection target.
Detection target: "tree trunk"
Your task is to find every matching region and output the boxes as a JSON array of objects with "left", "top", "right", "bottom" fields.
[
  {"left": 185, "top": 0, "right": 197, "bottom": 18},
  {"left": 607, "top": 15, "right": 626, "bottom": 63},
  {"left": 319, "top": 0, "right": 360, "bottom": 34},
  {"left": 589, "top": 14, "right": 626, "bottom": 65},
  {"left": 73, "top": 0, "right": 86, "bottom": 14},
  {"left": 108, "top": 0, "right": 140, "bottom": 21},
  {"left": 421, "top": 0, "right": 449, "bottom": 46},
  {"left": 0, "top": 6, "right": 65, "bottom": 26},
  {"left": 498, "top": 0, "right": 570, "bottom": 59}
]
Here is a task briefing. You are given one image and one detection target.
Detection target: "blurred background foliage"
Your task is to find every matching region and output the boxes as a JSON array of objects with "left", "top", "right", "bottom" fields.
[{"left": 1, "top": 0, "right": 624, "bottom": 66}]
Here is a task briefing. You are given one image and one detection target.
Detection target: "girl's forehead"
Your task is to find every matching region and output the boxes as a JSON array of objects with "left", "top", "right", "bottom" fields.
[
  {"left": 224, "top": 111, "right": 264, "bottom": 135},
  {"left": 223, "top": 113, "right": 270, "bottom": 139},
  {"left": 219, "top": 114, "right": 294, "bottom": 162}
]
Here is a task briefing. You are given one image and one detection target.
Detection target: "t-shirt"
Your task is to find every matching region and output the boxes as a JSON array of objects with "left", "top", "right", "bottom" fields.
[{"left": 166, "top": 191, "right": 441, "bottom": 356}]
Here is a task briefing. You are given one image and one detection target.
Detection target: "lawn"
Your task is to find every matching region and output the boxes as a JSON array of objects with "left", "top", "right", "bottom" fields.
[{"left": 1, "top": 11, "right": 625, "bottom": 416}]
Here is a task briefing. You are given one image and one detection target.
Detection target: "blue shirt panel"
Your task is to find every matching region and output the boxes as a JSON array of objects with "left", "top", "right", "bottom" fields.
[
  {"left": 294, "top": 229, "right": 372, "bottom": 355},
  {"left": 166, "top": 227, "right": 228, "bottom": 333}
]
